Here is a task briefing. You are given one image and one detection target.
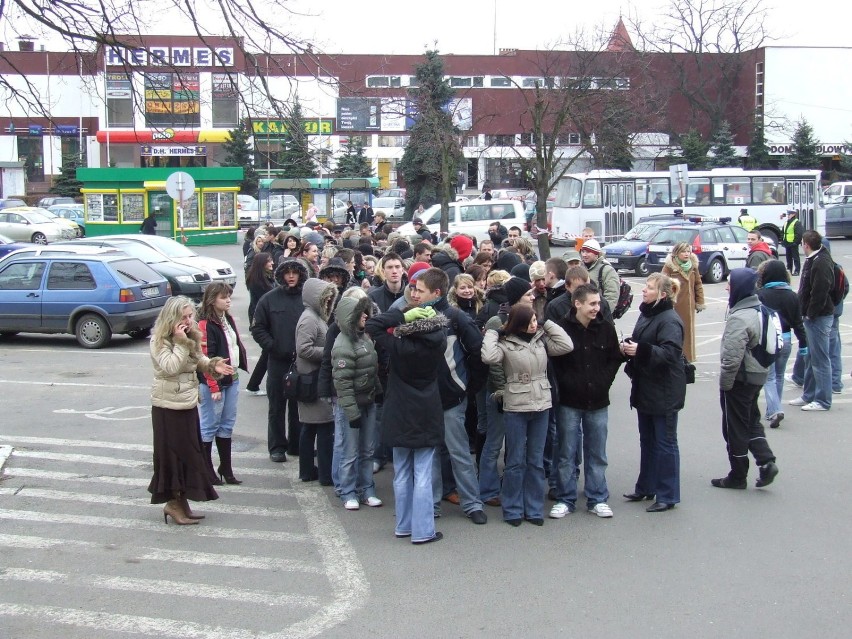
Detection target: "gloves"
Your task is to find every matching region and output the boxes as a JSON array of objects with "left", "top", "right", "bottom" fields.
[
  {"left": 403, "top": 306, "right": 436, "bottom": 323},
  {"left": 798, "top": 347, "right": 808, "bottom": 356},
  {"left": 696, "top": 304, "right": 706, "bottom": 313},
  {"left": 349, "top": 417, "right": 362, "bottom": 429}
]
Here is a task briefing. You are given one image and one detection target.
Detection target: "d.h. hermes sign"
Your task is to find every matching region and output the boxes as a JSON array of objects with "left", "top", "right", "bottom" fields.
[{"left": 105, "top": 46, "right": 234, "bottom": 67}]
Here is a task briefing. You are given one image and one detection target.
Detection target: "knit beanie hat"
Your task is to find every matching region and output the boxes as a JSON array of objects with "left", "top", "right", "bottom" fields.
[
  {"left": 511, "top": 262, "right": 531, "bottom": 282},
  {"left": 503, "top": 276, "right": 531, "bottom": 305},
  {"left": 529, "top": 260, "right": 546, "bottom": 281},
  {"left": 449, "top": 235, "right": 474, "bottom": 262},
  {"left": 407, "top": 261, "right": 431, "bottom": 281}
]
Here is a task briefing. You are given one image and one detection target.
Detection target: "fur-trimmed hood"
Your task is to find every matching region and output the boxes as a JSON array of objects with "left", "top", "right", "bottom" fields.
[
  {"left": 335, "top": 294, "right": 374, "bottom": 338},
  {"left": 302, "top": 278, "right": 338, "bottom": 323},
  {"left": 431, "top": 243, "right": 460, "bottom": 266},
  {"left": 393, "top": 312, "right": 449, "bottom": 338},
  {"left": 319, "top": 257, "right": 351, "bottom": 289},
  {"left": 274, "top": 257, "right": 309, "bottom": 287}
]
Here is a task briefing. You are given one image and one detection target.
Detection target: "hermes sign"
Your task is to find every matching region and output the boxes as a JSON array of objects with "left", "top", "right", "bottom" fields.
[{"left": 105, "top": 46, "right": 234, "bottom": 67}]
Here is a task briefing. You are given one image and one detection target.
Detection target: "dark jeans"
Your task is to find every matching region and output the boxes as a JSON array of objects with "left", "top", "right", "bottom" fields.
[
  {"left": 720, "top": 382, "right": 776, "bottom": 481},
  {"left": 784, "top": 243, "right": 800, "bottom": 274},
  {"left": 635, "top": 411, "right": 680, "bottom": 505},
  {"left": 246, "top": 348, "right": 268, "bottom": 392},
  {"left": 266, "top": 358, "right": 301, "bottom": 456},
  {"left": 299, "top": 421, "right": 334, "bottom": 483}
]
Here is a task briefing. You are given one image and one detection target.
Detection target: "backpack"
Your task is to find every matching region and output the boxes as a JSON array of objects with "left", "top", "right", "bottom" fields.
[
  {"left": 831, "top": 261, "right": 849, "bottom": 306},
  {"left": 750, "top": 304, "right": 784, "bottom": 368},
  {"left": 598, "top": 265, "right": 634, "bottom": 320}
]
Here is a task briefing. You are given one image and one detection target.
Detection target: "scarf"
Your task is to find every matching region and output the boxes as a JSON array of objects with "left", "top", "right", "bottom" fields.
[{"left": 676, "top": 257, "right": 692, "bottom": 273}]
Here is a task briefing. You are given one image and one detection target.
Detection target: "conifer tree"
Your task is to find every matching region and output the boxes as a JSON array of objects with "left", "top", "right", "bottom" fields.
[
  {"left": 277, "top": 101, "right": 318, "bottom": 179},
  {"left": 782, "top": 118, "right": 822, "bottom": 170},
  {"left": 745, "top": 120, "right": 772, "bottom": 169},
  {"left": 709, "top": 120, "right": 738, "bottom": 168},
  {"left": 335, "top": 138, "right": 373, "bottom": 177},
  {"left": 678, "top": 129, "right": 710, "bottom": 170},
  {"left": 221, "top": 123, "right": 259, "bottom": 197},
  {"left": 49, "top": 154, "right": 84, "bottom": 198}
]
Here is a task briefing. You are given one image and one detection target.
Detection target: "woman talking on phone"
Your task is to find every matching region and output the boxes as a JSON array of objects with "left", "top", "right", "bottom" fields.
[{"left": 147, "top": 296, "right": 234, "bottom": 525}]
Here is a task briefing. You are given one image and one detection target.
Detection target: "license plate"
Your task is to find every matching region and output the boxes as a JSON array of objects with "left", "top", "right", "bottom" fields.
[{"left": 142, "top": 286, "right": 160, "bottom": 299}]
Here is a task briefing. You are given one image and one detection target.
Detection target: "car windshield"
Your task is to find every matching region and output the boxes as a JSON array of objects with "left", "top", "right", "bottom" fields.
[
  {"left": 104, "top": 241, "right": 166, "bottom": 263},
  {"left": 24, "top": 211, "right": 53, "bottom": 224},
  {"left": 136, "top": 237, "right": 198, "bottom": 258},
  {"left": 419, "top": 204, "right": 441, "bottom": 224},
  {"left": 110, "top": 258, "right": 162, "bottom": 285},
  {"left": 651, "top": 228, "right": 697, "bottom": 245},
  {"left": 372, "top": 198, "right": 398, "bottom": 207},
  {"left": 624, "top": 224, "right": 663, "bottom": 241}
]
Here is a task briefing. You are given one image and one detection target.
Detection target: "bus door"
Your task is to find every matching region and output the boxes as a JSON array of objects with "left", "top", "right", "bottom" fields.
[
  {"left": 602, "top": 181, "right": 634, "bottom": 241},
  {"left": 787, "top": 179, "right": 817, "bottom": 230}
]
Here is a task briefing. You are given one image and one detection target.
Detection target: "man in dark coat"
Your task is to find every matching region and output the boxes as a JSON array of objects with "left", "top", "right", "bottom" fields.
[
  {"left": 358, "top": 201, "right": 374, "bottom": 225},
  {"left": 366, "top": 305, "right": 448, "bottom": 544},
  {"left": 251, "top": 257, "right": 307, "bottom": 462}
]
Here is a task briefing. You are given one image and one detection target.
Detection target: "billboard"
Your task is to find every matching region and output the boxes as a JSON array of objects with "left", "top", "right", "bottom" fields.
[{"left": 337, "top": 98, "right": 382, "bottom": 131}]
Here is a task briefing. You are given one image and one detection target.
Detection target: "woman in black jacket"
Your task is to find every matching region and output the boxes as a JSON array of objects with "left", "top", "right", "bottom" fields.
[
  {"left": 621, "top": 273, "right": 686, "bottom": 513},
  {"left": 244, "top": 252, "right": 275, "bottom": 396},
  {"left": 757, "top": 259, "right": 806, "bottom": 428}
]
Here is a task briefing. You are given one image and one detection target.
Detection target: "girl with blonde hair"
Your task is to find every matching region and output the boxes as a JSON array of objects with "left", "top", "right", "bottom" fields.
[
  {"left": 661, "top": 242, "right": 705, "bottom": 362},
  {"left": 448, "top": 273, "right": 485, "bottom": 320}
]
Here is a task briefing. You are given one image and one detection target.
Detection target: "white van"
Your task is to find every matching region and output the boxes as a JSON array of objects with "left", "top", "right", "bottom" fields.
[
  {"left": 822, "top": 182, "right": 852, "bottom": 204},
  {"left": 395, "top": 199, "right": 527, "bottom": 241}
]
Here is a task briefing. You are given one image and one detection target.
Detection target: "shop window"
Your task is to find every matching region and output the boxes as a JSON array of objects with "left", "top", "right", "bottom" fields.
[
  {"left": 17, "top": 135, "right": 44, "bottom": 182},
  {"left": 106, "top": 72, "right": 133, "bottom": 127},
  {"left": 144, "top": 72, "right": 200, "bottom": 128},
  {"left": 178, "top": 194, "right": 200, "bottom": 229},
  {"left": 60, "top": 137, "right": 87, "bottom": 166},
  {"left": 212, "top": 73, "right": 239, "bottom": 128},
  {"left": 121, "top": 193, "right": 145, "bottom": 223},
  {"left": 203, "top": 192, "right": 236, "bottom": 228},
  {"left": 85, "top": 193, "right": 118, "bottom": 222}
]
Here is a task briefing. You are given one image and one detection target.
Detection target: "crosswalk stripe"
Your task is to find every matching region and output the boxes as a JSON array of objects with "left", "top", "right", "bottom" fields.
[
  {"left": 0, "top": 533, "right": 321, "bottom": 574},
  {"left": 0, "top": 435, "right": 152, "bottom": 451},
  {"left": 0, "top": 486, "right": 300, "bottom": 518},
  {"left": 0, "top": 378, "right": 146, "bottom": 389},
  {"left": 0, "top": 509, "right": 310, "bottom": 543},
  {"left": 0, "top": 568, "right": 321, "bottom": 608}
]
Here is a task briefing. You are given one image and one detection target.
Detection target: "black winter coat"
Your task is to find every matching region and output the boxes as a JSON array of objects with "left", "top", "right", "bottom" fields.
[
  {"left": 476, "top": 285, "right": 509, "bottom": 329},
  {"left": 197, "top": 314, "right": 249, "bottom": 391},
  {"left": 545, "top": 289, "right": 614, "bottom": 324},
  {"left": 552, "top": 310, "right": 624, "bottom": 410},
  {"left": 366, "top": 309, "right": 448, "bottom": 448},
  {"left": 625, "top": 300, "right": 686, "bottom": 415},
  {"left": 431, "top": 250, "right": 463, "bottom": 287},
  {"left": 368, "top": 282, "right": 405, "bottom": 313},
  {"left": 757, "top": 286, "right": 807, "bottom": 346},
  {"left": 250, "top": 286, "right": 305, "bottom": 362},
  {"left": 798, "top": 247, "right": 835, "bottom": 318}
]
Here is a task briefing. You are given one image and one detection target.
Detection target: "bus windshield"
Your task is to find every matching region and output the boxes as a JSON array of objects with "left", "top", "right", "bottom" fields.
[{"left": 555, "top": 177, "right": 582, "bottom": 208}]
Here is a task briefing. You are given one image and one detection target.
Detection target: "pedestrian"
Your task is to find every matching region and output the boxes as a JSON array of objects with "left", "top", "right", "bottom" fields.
[
  {"left": 579, "top": 239, "right": 620, "bottom": 311},
  {"left": 147, "top": 296, "right": 233, "bottom": 525},
  {"left": 621, "top": 273, "right": 686, "bottom": 513},
  {"left": 366, "top": 304, "right": 448, "bottom": 544},
  {"left": 712, "top": 268, "right": 779, "bottom": 489},
  {"left": 781, "top": 210, "right": 802, "bottom": 275},
  {"left": 345, "top": 201, "right": 357, "bottom": 226},
  {"left": 481, "top": 303, "right": 573, "bottom": 526},
  {"left": 140, "top": 214, "right": 157, "bottom": 235},
  {"left": 243, "top": 252, "right": 275, "bottom": 396},
  {"left": 295, "top": 279, "right": 339, "bottom": 485},
  {"left": 745, "top": 230, "right": 774, "bottom": 269},
  {"left": 661, "top": 242, "right": 705, "bottom": 363},
  {"left": 756, "top": 260, "right": 806, "bottom": 429}
]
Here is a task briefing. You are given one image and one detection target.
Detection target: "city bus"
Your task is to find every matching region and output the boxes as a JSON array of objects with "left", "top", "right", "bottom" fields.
[{"left": 550, "top": 168, "right": 824, "bottom": 246}]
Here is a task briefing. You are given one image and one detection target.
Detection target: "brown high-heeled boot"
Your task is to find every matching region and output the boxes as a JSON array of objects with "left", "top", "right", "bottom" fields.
[
  {"left": 215, "top": 436, "right": 242, "bottom": 485},
  {"left": 179, "top": 495, "right": 205, "bottom": 520},
  {"left": 163, "top": 498, "right": 199, "bottom": 525},
  {"left": 203, "top": 441, "right": 224, "bottom": 486}
]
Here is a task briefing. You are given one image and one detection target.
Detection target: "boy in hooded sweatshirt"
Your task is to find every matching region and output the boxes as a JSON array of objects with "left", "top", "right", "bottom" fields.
[{"left": 712, "top": 268, "right": 779, "bottom": 490}]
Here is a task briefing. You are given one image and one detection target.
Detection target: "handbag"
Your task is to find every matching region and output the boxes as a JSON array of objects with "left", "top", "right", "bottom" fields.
[
  {"left": 683, "top": 357, "right": 696, "bottom": 384},
  {"left": 283, "top": 359, "right": 301, "bottom": 399}
]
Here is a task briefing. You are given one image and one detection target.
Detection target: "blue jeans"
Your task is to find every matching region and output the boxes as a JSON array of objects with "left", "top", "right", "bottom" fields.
[
  {"left": 635, "top": 411, "right": 680, "bottom": 505},
  {"left": 501, "top": 410, "right": 548, "bottom": 521},
  {"left": 338, "top": 403, "right": 377, "bottom": 503},
  {"left": 830, "top": 311, "right": 843, "bottom": 393},
  {"left": 791, "top": 351, "right": 805, "bottom": 386},
  {"left": 198, "top": 381, "right": 239, "bottom": 441},
  {"left": 763, "top": 334, "right": 792, "bottom": 418},
  {"left": 802, "top": 315, "right": 833, "bottom": 409},
  {"left": 393, "top": 447, "right": 436, "bottom": 542},
  {"left": 478, "top": 393, "right": 505, "bottom": 501},
  {"left": 554, "top": 405, "right": 609, "bottom": 510},
  {"left": 433, "top": 398, "right": 483, "bottom": 514},
  {"left": 332, "top": 400, "right": 346, "bottom": 495}
]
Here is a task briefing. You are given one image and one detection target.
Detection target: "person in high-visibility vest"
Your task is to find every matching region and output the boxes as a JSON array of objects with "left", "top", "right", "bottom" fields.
[
  {"left": 781, "top": 210, "right": 803, "bottom": 275},
  {"left": 738, "top": 208, "right": 758, "bottom": 232}
]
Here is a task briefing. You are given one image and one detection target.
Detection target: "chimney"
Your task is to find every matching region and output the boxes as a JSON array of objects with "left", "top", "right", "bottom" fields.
[{"left": 17, "top": 35, "right": 35, "bottom": 52}]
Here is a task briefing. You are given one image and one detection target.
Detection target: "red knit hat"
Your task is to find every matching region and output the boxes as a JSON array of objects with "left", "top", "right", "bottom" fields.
[
  {"left": 407, "top": 261, "right": 431, "bottom": 281},
  {"left": 449, "top": 234, "right": 474, "bottom": 261}
]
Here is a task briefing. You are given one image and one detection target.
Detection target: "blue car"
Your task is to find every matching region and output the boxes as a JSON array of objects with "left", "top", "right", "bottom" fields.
[
  {"left": 0, "top": 253, "right": 170, "bottom": 348},
  {"left": 604, "top": 214, "right": 705, "bottom": 276},
  {"left": 0, "top": 233, "right": 29, "bottom": 258},
  {"left": 48, "top": 204, "right": 86, "bottom": 237}
]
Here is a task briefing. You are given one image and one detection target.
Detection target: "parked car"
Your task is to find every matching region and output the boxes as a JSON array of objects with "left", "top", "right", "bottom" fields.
[
  {"left": 395, "top": 199, "right": 528, "bottom": 241},
  {"left": 826, "top": 204, "right": 852, "bottom": 238},
  {"left": 0, "top": 233, "right": 30, "bottom": 258},
  {"left": 268, "top": 194, "right": 301, "bottom": 219},
  {"left": 0, "top": 208, "right": 75, "bottom": 244},
  {"left": 55, "top": 238, "right": 212, "bottom": 302},
  {"left": 647, "top": 220, "right": 776, "bottom": 284},
  {"left": 26, "top": 206, "right": 83, "bottom": 237},
  {"left": 48, "top": 203, "right": 86, "bottom": 236},
  {"left": 95, "top": 234, "right": 237, "bottom": 287},
  {"left": 0, "top": 198, "right": 27, "bottom": 209},
  {"left": 377, "top": 188, "right": 406, "bottom": 199},
  {"left": 37, "top": 196, "right": 76, "bottom": 208},
  {"left": 371, "top": 196, "right": 406, "bottom": 221},
  {"left": 0, "top": 253, "right": 170, "bottom": 348},
  {"left": 604, "top": 213, "right": 706, "bottom": 276},
  {"left": 0, "top": 245, "right": 121, "bottom": 265},
  {"left": 822, "top": 182, "right": 852, "bottom": 205}
]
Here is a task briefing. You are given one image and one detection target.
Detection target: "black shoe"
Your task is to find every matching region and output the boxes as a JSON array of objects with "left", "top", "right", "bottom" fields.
[
  {"left": 506, "top": 518, "right": 523, "bottom": 527},
  {"left": 646, "top": 502, "right": 675, "bottom": 512},
  {"left": 710, "top": 476, "right": 746, "bottom": 489},
  {"left": 413, "top": 532, "right": 443, "bottom": 545},
  {"left": 469, "top": 509, "right": 488, "bottom": 525},
  {"left": 756, "top": 462, "right": 779, "bottom": 488},
  {"left": 768, "top": 413, "right": 784, "bottom": 429},
  {"left": 547, "top": 488, "right": 558, "bottom": 501},
  {"left": 623, "top": 492, "right": 655, "bottom": 502},
  {"left": 525, "top": 518, "right": 544, "bottom": 526},
  {"left": 269, "top": 452, "right": 288, "bottom": 463}
]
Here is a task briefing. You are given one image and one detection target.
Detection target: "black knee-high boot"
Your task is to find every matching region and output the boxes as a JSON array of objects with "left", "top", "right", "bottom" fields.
[
  {"left": 215, "top": 437, "right": 242, "bottom": 485},
  {"left": 203, "top": 440, "right": 224, "bottom": 486}
]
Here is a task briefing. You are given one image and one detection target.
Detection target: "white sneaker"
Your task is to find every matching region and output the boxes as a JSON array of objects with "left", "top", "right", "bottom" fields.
[
  {"left": 372, "top": 461, "right": 381, "bottom": 474},
  {"left": 589, "top": 503, "right": 614, "bottom": 518},
  {"left": 801, "top": 402, "right": 828, "bottom": 411},
  {"left": 344, "top": 499, "right": 360, "bottom": 510},
  {"left": 549, "top": 503, "right": 572, "bottom": 519},
  {"left": 245, "top": 389, "right": 267, "bottom": 396},
  {"left": 788, "top": 397, "right": 807, "bottom": 406},
  {"left": 362, "top": 496, "right": 383, "bottom": 507},
  {"left": 785, "top": 374, "right": 803, "bottom": 388}
]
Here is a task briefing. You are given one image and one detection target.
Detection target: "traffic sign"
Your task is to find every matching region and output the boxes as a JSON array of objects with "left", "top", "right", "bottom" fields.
[{"left": 165, "top": 171, "right": 196, "bottom": 202}]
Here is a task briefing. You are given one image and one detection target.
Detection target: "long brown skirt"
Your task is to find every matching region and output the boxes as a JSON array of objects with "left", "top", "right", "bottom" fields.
[{"left": 148, "top": 406, "right": 219, "bottom": 504}]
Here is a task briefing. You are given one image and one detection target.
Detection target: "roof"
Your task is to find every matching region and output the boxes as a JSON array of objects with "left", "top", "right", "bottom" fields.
[{"left": 606, "top": 17, "right": 635, "bottom": 52}]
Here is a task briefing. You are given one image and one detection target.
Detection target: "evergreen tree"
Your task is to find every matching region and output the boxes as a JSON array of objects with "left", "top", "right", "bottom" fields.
[
  {"left": 334, "top": 138, "right": 373, "bottom": 177},
  {"left": 782, "top": 118, "right": 822, "bottom": 170},
  {"left": 745, "top": 120, "right": 772, "bottom": 169},
  {"left": 221, "top": 123, "right": 259, "bottom": 197},
  {"left": 399, "top": 50, "right": 463, "bottom": 225},
  {"left": 709, "top": 120, "right": 738, "bottom": 168},
  {"left": 49, "top": 154, "right": 84, "bottom": 197},
  {"left": 678, "top": 129, "right": 709, "bottom": 170},
  {"left": 277, "top": 101, "right": 318, "bottom": 179}
]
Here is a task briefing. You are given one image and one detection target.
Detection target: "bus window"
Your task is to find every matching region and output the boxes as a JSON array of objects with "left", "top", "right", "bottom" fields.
[
  {"left": 556, "top": 177, "right": 582, "bottom": 208},
  {"left": 712, "top": 176, "right": 751, "bottom": 205},
  {"left": 582, "top": 179, "right": 602, "bottom": 207},
  {"left": 686, "top": 178, "right": 710, "bottom": 205},
  {"left": 635, "top": 178, "right": 670, "bottom": 206},
  {"left": 753, "top": 177, "right": 786, "bottom": 204}
]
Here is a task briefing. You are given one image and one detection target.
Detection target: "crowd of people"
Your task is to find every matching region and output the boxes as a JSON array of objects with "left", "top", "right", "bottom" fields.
[{"left": 145, "top": 207, "right": 846, "bottom": 543}]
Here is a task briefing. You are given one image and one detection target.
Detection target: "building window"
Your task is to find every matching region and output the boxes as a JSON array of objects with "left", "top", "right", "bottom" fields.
[
  {"left": 472, "top": 76, "right": 484, "bottom": 88},
  {"left": 17, "top": 135, "right": 44, "bottom": 182},
  {"left": 85, "top": 193, "right": 119, "bottom": 222},
  {"left": 144, "top": 72, "right": 200, "bottom": 128},
  {"left": 121, "top": 193, "right": 145, "bottom": 222},
  {"left": 449, "top": 77, "right": 472, "bottom": 88},
  {"left": 521, "top": 77, "right": 545, "bottom": 88},
  {"left": 490, "top": 76, "right": 511, "bottom": 88},
  {"left": 178, "top": 194, "right": 200, "bottom": 229},
  {"left": 212, "top": 73, "right": 239, "bottom": 128},
  {"left": 106, "top": 72, "right": 133, "bottom": 127},
  {"left": 485, "top": 134, "right": 515, "bottom": 147},
  {"left": 407, "top": 76, "right": 418, "bottom": 87},
  {"left": 378, "top": 135, "right": 408, "bottom": 147},
  {"left": 367, "top": 76, "right": 389, "bottom": 88},
  {"left": 203, "top": 192, "right": 236, "bottom": 228},
  {"left": 60, "top": 137, "right": 87, "bottom": 165}
]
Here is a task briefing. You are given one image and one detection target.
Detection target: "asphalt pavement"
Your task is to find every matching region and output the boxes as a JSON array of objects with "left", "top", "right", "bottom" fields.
[{"left": 1, "top": 237, "right": 850, "bottom": 638}]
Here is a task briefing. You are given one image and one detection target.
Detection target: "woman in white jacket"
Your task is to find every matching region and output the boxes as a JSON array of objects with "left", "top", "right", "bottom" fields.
[{"left": 481, "top": 305, "right": 572, "bottom": 527}]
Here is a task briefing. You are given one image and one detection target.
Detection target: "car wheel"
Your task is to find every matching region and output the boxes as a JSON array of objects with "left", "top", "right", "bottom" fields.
[
  {"left": 75, "top": 313, "right": 112, "bottom": 349},
  {"left": 703, "top": 258, "right": 724, "bottom": 284},
  {"left": 634, "top": 256, "right": 649, "bottom": 277},
  {"left": 31, "top": 232, "right": 47, "bottom": 244},
  {"left": 127, "top": 327, "right": 151, "bottom": 340},
  {"left": 760, "top": 227, "right": 780, "bottom": 248}
]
